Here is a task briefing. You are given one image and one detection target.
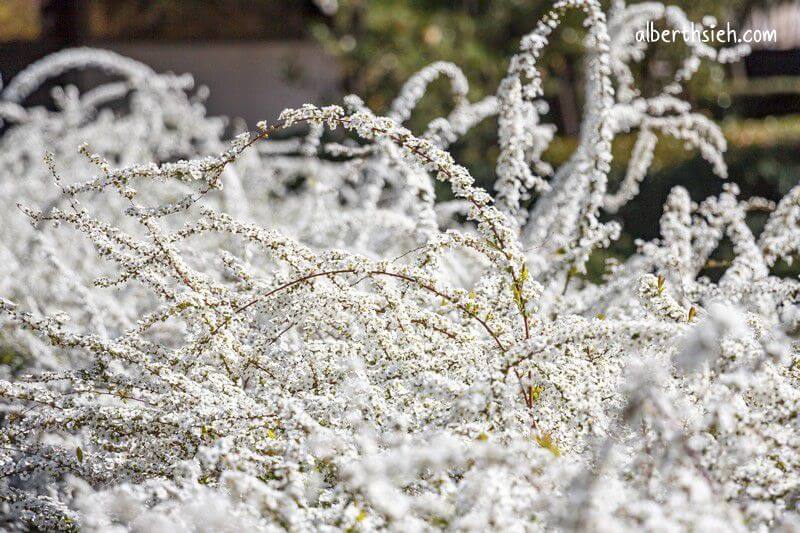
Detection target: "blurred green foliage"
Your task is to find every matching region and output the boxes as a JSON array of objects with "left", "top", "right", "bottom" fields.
[
  {"left": 558, "top": 114, "right": 800, "bottom": 280},
  {"left": 311, "top": 0, "right": 791, "bottom": 185},
  {"left": 313, "top": 1, "right": 799, "bottom": 281},
  {"left": 0, "top": 337, "right": 24, "bottom": 374},
  {"left": 312, "top": 1, "right": 761, "bottom": 127}
]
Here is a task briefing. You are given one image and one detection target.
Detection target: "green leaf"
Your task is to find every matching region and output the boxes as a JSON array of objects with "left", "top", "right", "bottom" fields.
[
  {"left": 534, "top": 432, "right": 561, "bottom": 457},
  {"left": 530, "top": 385, "right": 543, "bottom": 403},
  {"left": 520, "top": 264, "right": 529, "bottom": 283}
]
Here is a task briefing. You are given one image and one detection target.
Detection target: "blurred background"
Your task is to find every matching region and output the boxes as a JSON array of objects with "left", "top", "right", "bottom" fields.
[{"left": 1, "top": 0, "right": 799, "bottom": 278}]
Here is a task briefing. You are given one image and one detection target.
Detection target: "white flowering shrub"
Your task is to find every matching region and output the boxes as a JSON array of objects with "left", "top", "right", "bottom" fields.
[{"left": 1, "top": 1, "right": 798, "bottom": 531}]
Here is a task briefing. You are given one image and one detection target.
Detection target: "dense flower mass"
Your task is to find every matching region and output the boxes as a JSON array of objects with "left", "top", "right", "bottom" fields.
[{"left": 0, "top": 1, "right": 798, "bottom": 531}]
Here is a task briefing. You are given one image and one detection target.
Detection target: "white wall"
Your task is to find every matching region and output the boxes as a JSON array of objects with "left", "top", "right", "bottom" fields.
[{"left": 108, "top": 41, "right": 342, "bottom": 127}]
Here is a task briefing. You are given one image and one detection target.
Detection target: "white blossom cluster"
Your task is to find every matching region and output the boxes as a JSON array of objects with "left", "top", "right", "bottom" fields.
[{"left": 0, "top": 2, "right": 798, "bottom": 531}]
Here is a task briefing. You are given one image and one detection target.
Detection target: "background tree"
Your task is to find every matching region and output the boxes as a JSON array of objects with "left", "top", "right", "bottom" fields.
[{"left": 313, "top": 0, "right": 800, "bottom": 279}]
